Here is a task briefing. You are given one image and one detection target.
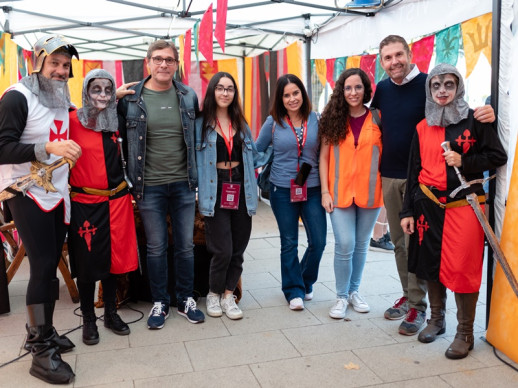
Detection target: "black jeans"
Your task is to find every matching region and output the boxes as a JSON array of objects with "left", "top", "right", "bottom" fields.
[
  {"left": 204, "top": 167, "right": 251, "bottom": 293},
  {"left": 6, "top": 195, "right": 67, "bottom": 305}
]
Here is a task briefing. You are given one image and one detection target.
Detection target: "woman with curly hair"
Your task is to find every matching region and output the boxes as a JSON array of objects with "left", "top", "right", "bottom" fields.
[{"left": 319, "top": 68, "right": 383, "bottom": 319}]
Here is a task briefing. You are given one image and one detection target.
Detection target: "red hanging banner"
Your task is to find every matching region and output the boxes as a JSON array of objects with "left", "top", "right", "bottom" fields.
[
  {"left": 215, "top": 0, "right": 228, "bottom": 53},
  {"left": 184, "top": 29, "right": 192, "bottom": 84},
  {"left": 199, "top": 3, "right": 214, "bottom": 65}
]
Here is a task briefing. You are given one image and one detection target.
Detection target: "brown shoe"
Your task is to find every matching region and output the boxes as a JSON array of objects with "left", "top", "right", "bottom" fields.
[
  {"left": 418, "top": 281, "right": 446, "bottom": 343},
  {"left": 445, "top": 292, "right": 478, "bottom": 360}
]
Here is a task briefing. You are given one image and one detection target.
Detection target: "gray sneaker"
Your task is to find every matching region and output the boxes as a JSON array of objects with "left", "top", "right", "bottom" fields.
[
  {"left": 384, "top": 296, "right": 409, "bottom": 320},
  {"left": 398, "top": 308, "right": 426, "bottom": 336}
]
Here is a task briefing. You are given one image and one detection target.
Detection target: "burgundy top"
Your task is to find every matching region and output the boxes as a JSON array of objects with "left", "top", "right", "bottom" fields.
[{"left": 349, "top": 108, "right": 369, "bottom": 147}]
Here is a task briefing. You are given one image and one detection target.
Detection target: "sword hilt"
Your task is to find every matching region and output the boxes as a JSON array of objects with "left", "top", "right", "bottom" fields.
[{"left": 441, "top": 141, "right": 469, "bottom": 195}]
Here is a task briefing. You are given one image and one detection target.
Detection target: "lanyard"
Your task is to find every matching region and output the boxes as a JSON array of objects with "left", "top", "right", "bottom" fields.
[
  {"left": 285, "top": 116, "right": 307, "bottom": 171},
  {"left": 216, "top": 118, "right": 234, "bottom": 181}
]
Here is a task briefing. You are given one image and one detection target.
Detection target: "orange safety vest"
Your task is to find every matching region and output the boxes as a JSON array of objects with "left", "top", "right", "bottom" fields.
[{"left": 327, "top": 110, "right": 383, "bottom": 209}]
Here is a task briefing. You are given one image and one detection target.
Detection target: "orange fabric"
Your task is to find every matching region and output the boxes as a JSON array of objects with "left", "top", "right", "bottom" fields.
[{"left": 327, "top": 111, "right": 383, "bottom": 209}]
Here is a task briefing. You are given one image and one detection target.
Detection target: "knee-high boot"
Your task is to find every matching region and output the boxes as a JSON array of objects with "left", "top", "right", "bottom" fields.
[
  {"left": 26, "top": 303, "right": 75, "bottom": 384},
  {"left": 418, "top": 281, "right": 446, "bottom": 343},
  {"left": 445, "top": 292, "right": 478, "bottom": 359},
  {"left": 24, "top": 301, "right": 75, "bottom": 352}
]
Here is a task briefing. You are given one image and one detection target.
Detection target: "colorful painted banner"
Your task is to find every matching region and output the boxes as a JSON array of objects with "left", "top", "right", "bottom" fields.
[
  {"left": 462, "top": 12, "right": 492, "bottom": 78},
  {"left": 410, "top": 35, "right": 434, "bottom": 73},
  {"left": 435, "top": 24, "right": 461, "bottom": 66}
]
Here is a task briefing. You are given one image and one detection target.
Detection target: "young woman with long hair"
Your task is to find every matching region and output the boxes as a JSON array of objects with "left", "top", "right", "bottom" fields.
[
  {"left": 196, "top": 72, "right": 265, "bottom": 320},
  {"left": 256, "top": 74, "right": 326, "bottom": 311},
  {"left": 319, "top": 68, "right": 383, "bottom": 319}
]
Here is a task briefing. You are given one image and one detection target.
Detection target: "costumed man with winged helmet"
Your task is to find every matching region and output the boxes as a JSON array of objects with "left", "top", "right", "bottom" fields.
[{"left": 0, "top": 34, "right": 81, "bottom": 384}]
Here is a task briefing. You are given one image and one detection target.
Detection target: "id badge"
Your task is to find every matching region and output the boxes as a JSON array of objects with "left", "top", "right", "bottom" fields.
[
  {"left": 220, "top": 182, "right": 241, "bottom": 209},
  {"left": 290, "top": 179, "right": 307, "bottom": 202}
]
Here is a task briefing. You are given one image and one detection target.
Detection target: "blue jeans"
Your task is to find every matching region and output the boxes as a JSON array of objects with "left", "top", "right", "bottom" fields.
[
  {"left": 270, "top": 184, "right": 326, "bottom": 301},
  {"left": 330, "top": 204, "right": 381, "bottom": 299},
  {"left": 136, "top": 181, "right": 196, "bottom": 305}
]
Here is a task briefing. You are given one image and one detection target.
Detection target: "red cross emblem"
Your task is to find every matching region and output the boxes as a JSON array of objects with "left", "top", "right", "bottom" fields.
[
  {"left": 111, "top": 133, "right": 118, "bottom": 143},
  {"left": 78, "top": 220, "right": 97, "bottom": 252},
  {"left": 49, "top": 120, "right": 68, "bottom": 142},
  {"left": 455, "top": 129, "right": 476, "bottom": 153},
  {"left": 416, "top": 214, "right": 429, "bottom": 246}
]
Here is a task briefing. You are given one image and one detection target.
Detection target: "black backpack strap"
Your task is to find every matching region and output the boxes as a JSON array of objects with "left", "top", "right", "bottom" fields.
[{"left": 369, "top": 107, "right": 382, "bottom": 131}]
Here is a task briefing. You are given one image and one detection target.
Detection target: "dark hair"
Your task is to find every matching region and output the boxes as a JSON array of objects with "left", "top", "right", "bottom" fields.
[
  {"left": 270, "top": 74, "right": 312, "bottom": 125},
  {"left": 379, "top": 35, "right": 410, "bottom": 55},
  {"left": 201, "top": 72, "right": 247, "bottom": 141},
  {"left": 319, "top": 68, "right": 372, "bottom": 146},
  {"left": 146, "top": 40, "right": 179, "bottom": 60}
]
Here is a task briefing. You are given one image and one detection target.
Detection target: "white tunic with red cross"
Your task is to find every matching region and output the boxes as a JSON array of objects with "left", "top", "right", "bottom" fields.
[{"left": 0, "top": 83, "right": 71, "bottom": 223}]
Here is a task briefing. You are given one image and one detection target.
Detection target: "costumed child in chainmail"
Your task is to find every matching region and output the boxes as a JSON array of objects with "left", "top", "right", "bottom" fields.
[
  {"left": 68, "top": 69, "right": 138, "bottom": 345},
  {"left": 399, "top": 63, "right": 506, "bottom": 359}
]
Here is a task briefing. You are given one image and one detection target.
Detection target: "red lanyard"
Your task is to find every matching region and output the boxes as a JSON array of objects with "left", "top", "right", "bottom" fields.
[
  {"left": 216, "top": 118, "right": 234, "bottom": 180},
  {"left": 285, "top": 116, "right": 307, "bottom": 171}
]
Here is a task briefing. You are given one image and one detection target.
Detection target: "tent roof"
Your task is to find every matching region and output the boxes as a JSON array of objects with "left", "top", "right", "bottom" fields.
[{"left": 0, "top": 0, "right": 397, "bottom": 60}]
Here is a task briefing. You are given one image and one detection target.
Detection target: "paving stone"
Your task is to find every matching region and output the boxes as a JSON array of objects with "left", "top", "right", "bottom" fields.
[
  {"left": 185, "top": 331, "right": 299, "bottom": 371},
  {"left": 250, "top": 350, "right": 382, "bottom": 387}
]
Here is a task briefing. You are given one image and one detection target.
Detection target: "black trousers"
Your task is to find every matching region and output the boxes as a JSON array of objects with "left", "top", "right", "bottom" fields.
[
  {"left": 77, "top": 275, "right": 117, "bottom": 314},
  {"left": 6, "top": 195, "right": 67, "bottom": 305},
  {"left": 204, "top": 168, "right": 252, "bottom": 294}
]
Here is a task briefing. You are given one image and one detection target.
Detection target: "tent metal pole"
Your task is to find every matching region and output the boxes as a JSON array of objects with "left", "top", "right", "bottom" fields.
[
  {"left": 305, "top": 37, "right": 311, "bottom": 104},
  {"left": 486, "top": 0, "right": 501, "bottom": 329}
]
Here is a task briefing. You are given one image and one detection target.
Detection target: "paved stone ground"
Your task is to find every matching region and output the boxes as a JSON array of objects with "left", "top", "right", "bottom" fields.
[{"left": 1, "top": 200, "right": 517, "bottom": 387}]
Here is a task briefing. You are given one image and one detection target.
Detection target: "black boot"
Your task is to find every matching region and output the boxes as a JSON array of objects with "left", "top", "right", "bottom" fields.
[
  {"left": 104, "top": 302, "right": 130, "bottom": 335},
  {"left": 82, "top": 311, "right": 99, "bottom": 345},
  {"left": 24, "top": 302, "right": 75, "bottom": 353},
  {"left": 26, "top": 304, "right": 75, "bottom": 384}
]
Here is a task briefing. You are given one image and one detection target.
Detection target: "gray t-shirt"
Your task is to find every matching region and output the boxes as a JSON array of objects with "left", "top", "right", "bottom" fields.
[{"left": 142, "top": 85, "right": 187, "bottom": 185}]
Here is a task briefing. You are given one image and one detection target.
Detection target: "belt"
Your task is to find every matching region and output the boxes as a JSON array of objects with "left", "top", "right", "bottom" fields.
[
  {"left": 71, "top": 181, "right": 127, "bottom": 198},
  {"left": 419, "top": 183, "right": 485, "bottom": 209}
]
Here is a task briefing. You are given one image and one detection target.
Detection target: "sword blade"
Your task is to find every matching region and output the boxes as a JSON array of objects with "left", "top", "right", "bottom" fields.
[
  {"left": 0, "top": 176, "right": 35, "bottom": 202},
  {"left": 466, "top": 193, "right": 518, "bottom": 298}
]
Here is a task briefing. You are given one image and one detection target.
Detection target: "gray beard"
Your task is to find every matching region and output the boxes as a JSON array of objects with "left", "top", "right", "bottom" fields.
[{"left": 20, "top": 74, "right": 71, "bottom": 110}]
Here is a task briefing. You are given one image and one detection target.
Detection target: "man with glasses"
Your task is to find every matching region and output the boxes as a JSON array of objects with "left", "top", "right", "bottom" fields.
[{"left": 118, "top": 40, "right": 204, "bottom": 329}]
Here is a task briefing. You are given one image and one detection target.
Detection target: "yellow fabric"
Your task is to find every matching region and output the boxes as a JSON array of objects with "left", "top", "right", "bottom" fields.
[
  {"left": 69, "top": 59, "right": 85, "bottom": 108},
  {"left": 462, "top": 12, "right": 492, "bottom": 79},
  {"left": 314, "top": 59, "right": 327, "bottom": 87},
  {"left": 217, "top": 58, "right": 239, "bottom": 86},
  {"left": 178, "top": 34, "right": 185, "bottom": 78},
  {"left": 0, "top": 33, "right": 19, "bottom": 95},
  {"left": 286, "top": 41, "right": 302, "bottom": 79},
  {"left": 244, "top": 56, "right": 253, "bottom": 130},
  {"left": 346, "top": 56, "right": 361, "bottom": 69},
  {"left": 486, "top": 141, "right": 518, "bottom": 363}
]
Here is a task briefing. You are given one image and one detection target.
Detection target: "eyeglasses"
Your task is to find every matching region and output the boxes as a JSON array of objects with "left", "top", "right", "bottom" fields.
[
  {"left": 151, "top": 56, "right": 178, "bottom": 66},
  {"left": 215, "top": 85, "right": 236, "bottom": 94},
  {"left": 344, "top": 85, "right": 364, "bottom": 94}
]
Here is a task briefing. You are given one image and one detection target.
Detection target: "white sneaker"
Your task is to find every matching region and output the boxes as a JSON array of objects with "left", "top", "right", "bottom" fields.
[
  {"left": 329, "top": 298, "right": 347, "bottom": 319},
  {"left": 304, "top": 292, "right": 314, "bottom": 301},
  {"left": 348, "top": 291, "right": 370, "bottom": 313},
  {"left": 289, "top": 297, "right": 304, "bottom": 310},
  {"left": 206, "top": 292, "right": 222, "bottom": 317},
  {"left": 220, "top": 294, "right": 243, "bottom": 320}
]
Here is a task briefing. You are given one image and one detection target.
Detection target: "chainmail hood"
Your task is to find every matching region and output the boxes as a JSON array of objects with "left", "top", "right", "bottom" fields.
[{"left": 425, "top": 63, "right": 469, "bottom": 127}]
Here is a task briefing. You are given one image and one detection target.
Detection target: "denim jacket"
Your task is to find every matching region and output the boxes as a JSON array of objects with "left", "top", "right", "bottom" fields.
[
  {"left": 195, "top": 117, "right": 271, "bottom": 217},
  {"left": 117, "top": 77, "right": 199, "bottom": 200}
]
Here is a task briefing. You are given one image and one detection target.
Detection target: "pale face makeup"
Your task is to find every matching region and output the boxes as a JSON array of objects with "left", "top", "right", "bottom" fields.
[
  {"left": 87, "top": 78, "right": 113, "bottom": 111},
  {"left": 430, "top": 74, "right": 458, "bottom": 106}
]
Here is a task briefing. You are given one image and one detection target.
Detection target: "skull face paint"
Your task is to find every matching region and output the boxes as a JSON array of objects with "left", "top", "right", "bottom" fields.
[
  {"left": 87, "top": 78, "right": 113, "bottom": 111},
  {"left": 430, "top": 74, "right": 458, "bottom": 106}
]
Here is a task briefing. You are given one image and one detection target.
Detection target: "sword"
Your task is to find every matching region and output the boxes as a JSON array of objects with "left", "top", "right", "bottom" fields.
[
  {"left": 117, "top": 137, "right": 133, "bottom": 190},
  {"left": 0, "top": 158, "right": 73, "bottom": 202},
  {"left": 441, "top": 141, "right": 518, "bottom": 298}
]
